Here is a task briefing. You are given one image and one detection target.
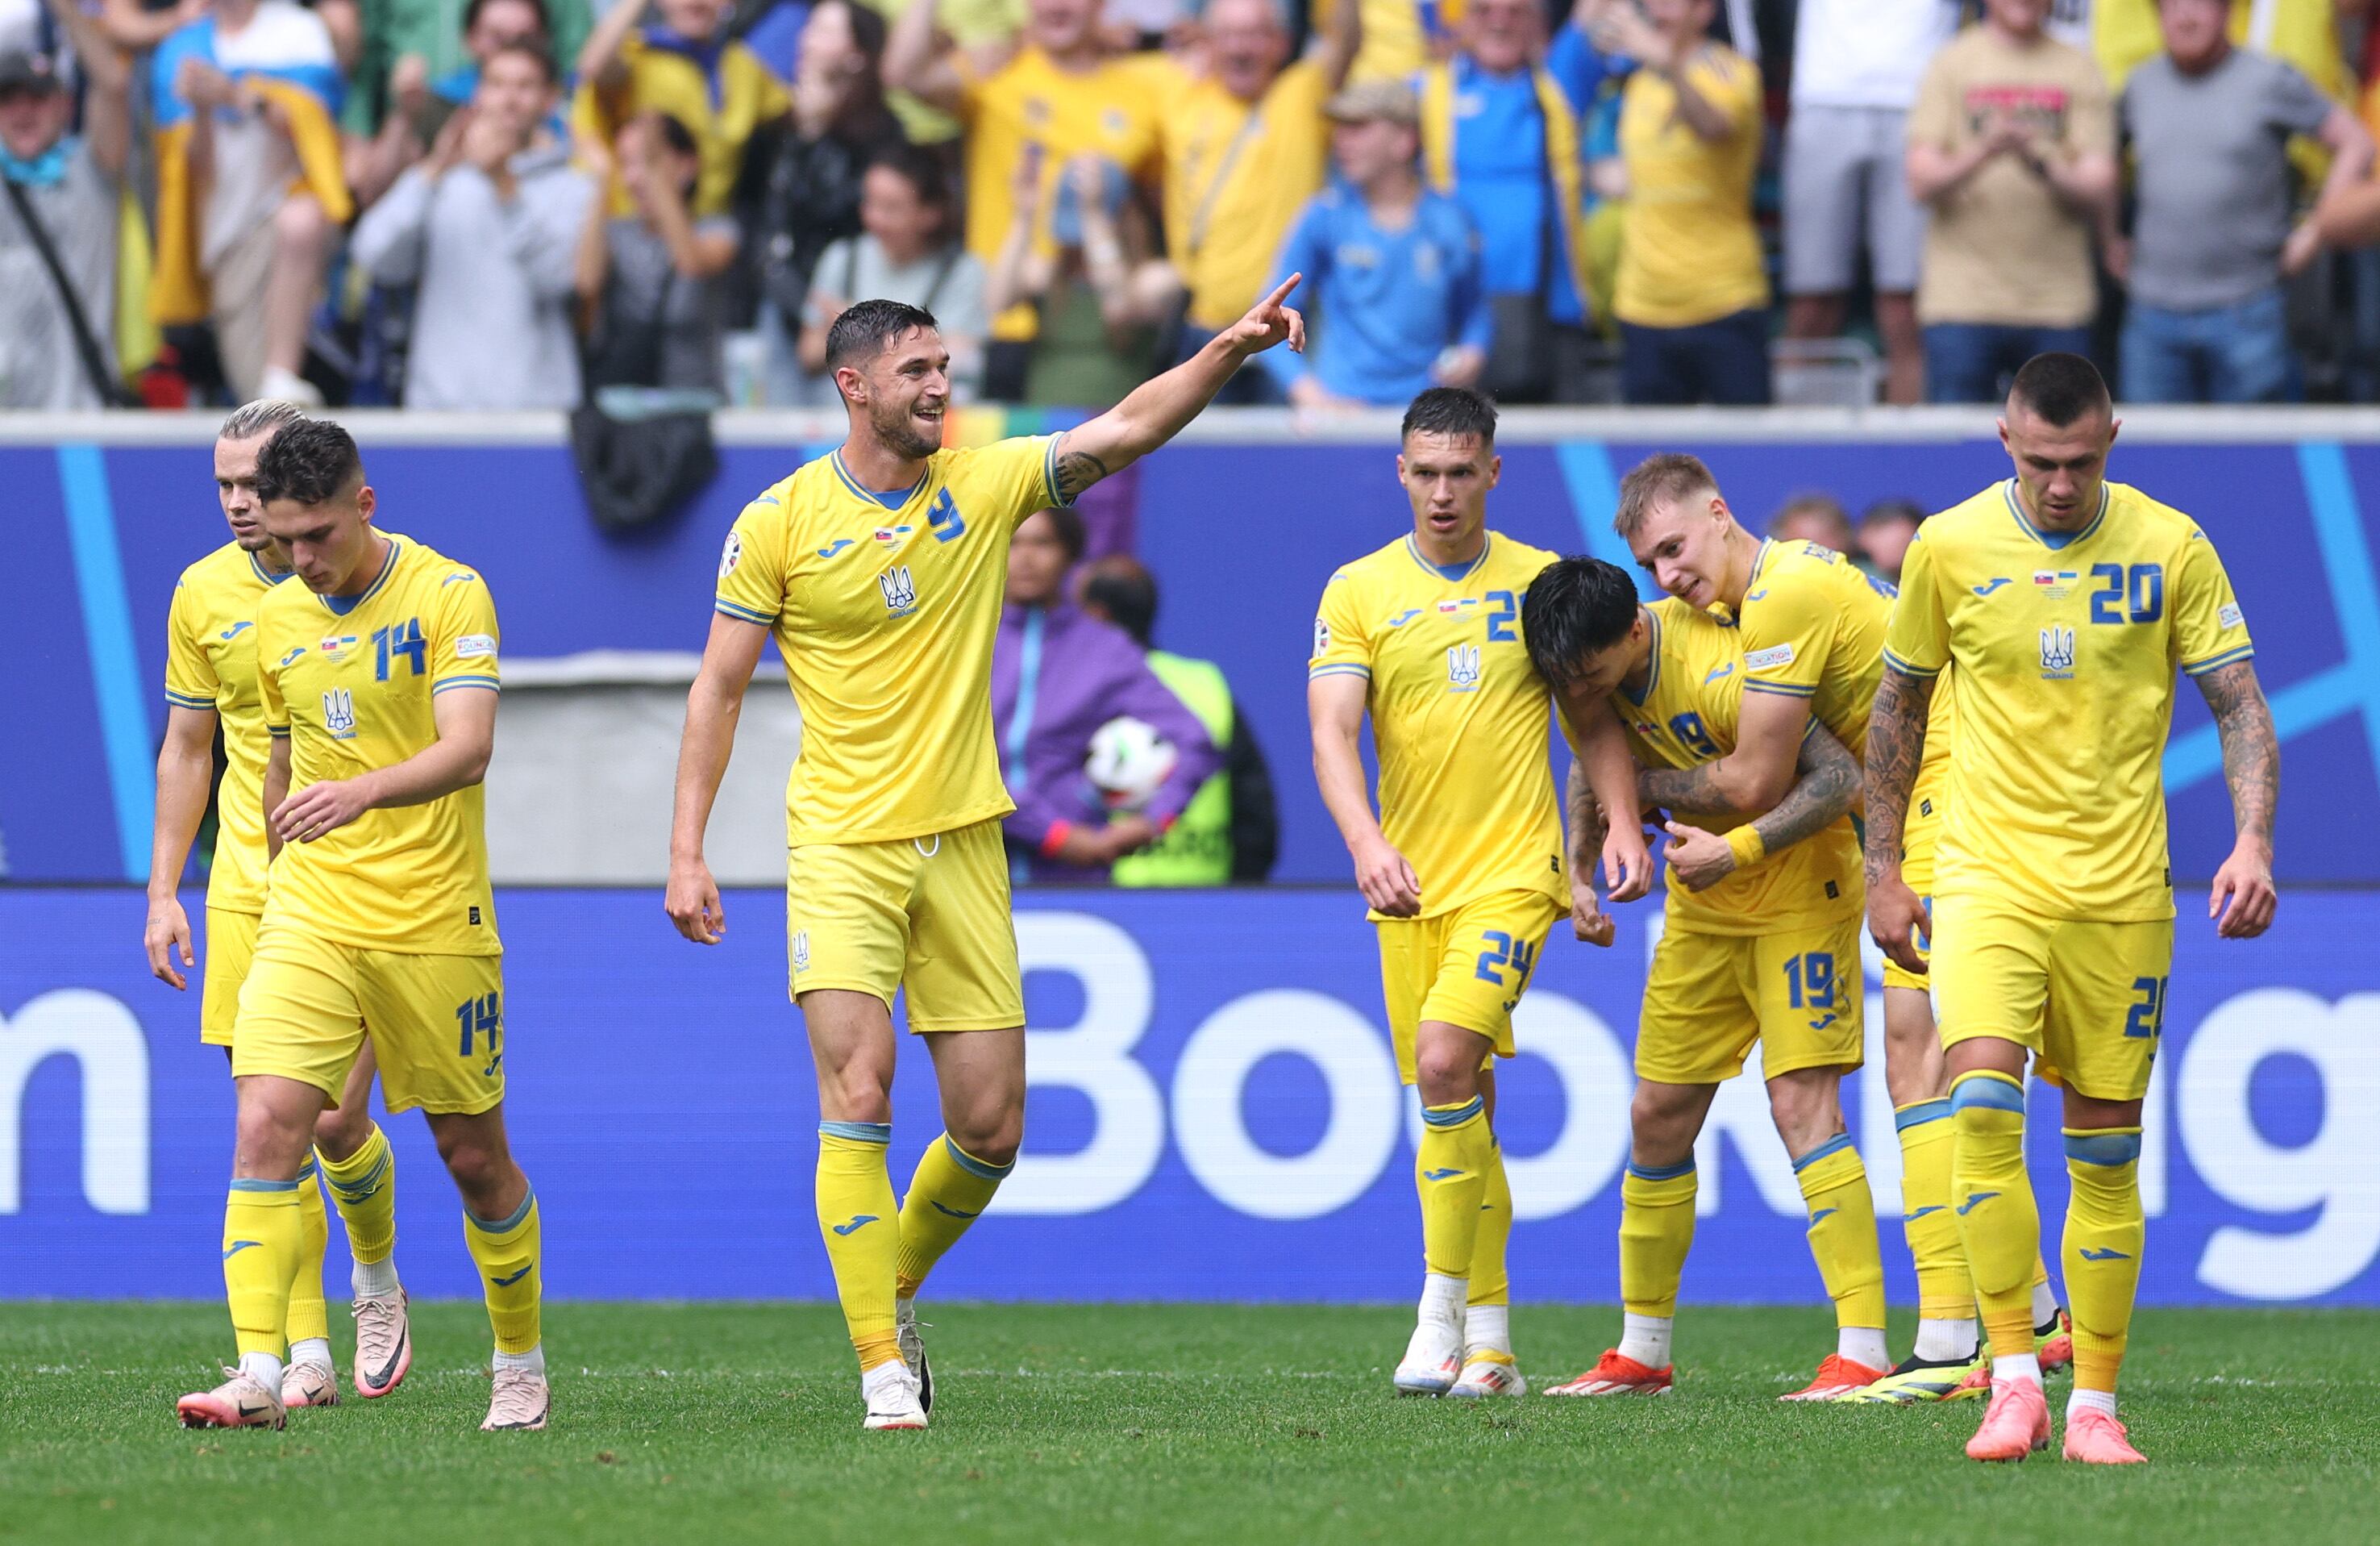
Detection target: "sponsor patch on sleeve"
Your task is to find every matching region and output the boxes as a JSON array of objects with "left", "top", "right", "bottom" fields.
[
  {"left": 1744, "top": 643, "right": 1796, "bottom": 672},
  {"left": 2217, "top": 602, "right": 2244, "bottom": 630},
  {"left": 719, "top": 530, "right": 744, "bottom": 578},
  {"left": 455, "top": 634, "right": 497, "bottom": 658},
  {"left": 1313, "top": 618, "right": 1330, "bottom": 656}
]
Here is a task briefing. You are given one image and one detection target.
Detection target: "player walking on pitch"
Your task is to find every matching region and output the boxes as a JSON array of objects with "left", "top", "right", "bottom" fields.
[
  {"left": 148, "top": 401, "right": 412, "bottom": 1412},
  {"left": 667, "top": 280, "right": 1309, "bottom": 1431},
  {"left": 1866, "top": 354, "right": 2278, "bottom": 1464},
  {"left": 1308, "top": 388, "right": 1651, "bottom": 1399},
  {"left": 177, "top": 420, "right": 548, "bottom": 1434}
]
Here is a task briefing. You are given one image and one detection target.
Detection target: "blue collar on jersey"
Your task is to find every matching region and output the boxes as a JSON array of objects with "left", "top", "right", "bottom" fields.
[
  {"left": 2002, "top": 479, "right": 2108, "bottom": 551},
  {"left": 830, "top": 450, "right": 926, "bottom": 510},
  {"left": 248, "top": 550, "right": 293, "bottom": 585},
  {"left": 1620, "top": 605, "right": 1662, "bottom": 707},
  {"left": 1403, "top": 531, "right": 1491, "bottom": 583},
  {"left": 317, "top": 535, "right": 402, "bottom": 615}
]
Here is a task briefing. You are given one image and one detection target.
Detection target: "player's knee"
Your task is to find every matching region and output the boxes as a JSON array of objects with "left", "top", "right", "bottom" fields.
[
  {"left": 952, "top": 1115, "right": 1021, "bottom": 1170},
  {"left": 232, "top": 1100, "right": 314, "bottom": 1177},
  {"left": 1628, "top": 1083, "right": 1701, "bottom": 1162},
  {"left": 431, "top": 1123, "right": 517, "bottom": 1203},
  {"left": 311, "top": 1098, "right": 372, "bottom": 1161},
  {"left": 1413, "top": 1031, "right": 1481, "bottom": 1106},
  {"left": 1765, "top": 1068, "right": 1843, "bottom": 1154},
  {"left": 822, "top": 1065, "right": 895, "bottom": 1125}
]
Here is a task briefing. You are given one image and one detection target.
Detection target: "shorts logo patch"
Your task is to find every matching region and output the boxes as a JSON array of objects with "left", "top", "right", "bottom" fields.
[
  {"left": 879, "top": 565, "right": 918, "bottom": 617},
  {"left": 719, "top": 531, "right": 743, "bottom": 577},
  {"left": 322, "top": 686, "right": 358, "bottom": 740},
  {"left": 468, "top": 906, "right": 481, "bottom": 926},
  {"left": 2218, "top": 602, "right": 2244, "bottom": 630},
  {"left": 1918, "top": 798, "right": 1933, "bottom": 817},
  {"left": 1446, "top": 642, "right": 1481, "bottom": 692},
  {"left": 2040, "top": 624, "right": 2078, "bottom": 680},
  {"left": 1745, "top": 643, "right": 1795, "bottom": 672},
  {"left": 1824, "top": 880, "right": 1839, "bottom": 899},
  {"left": 792, "top": 930, "right": 811, "bottom": 972}
]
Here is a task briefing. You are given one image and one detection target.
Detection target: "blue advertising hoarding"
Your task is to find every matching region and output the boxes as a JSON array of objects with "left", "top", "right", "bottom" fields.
[{"left": 4, "top": 886, "right": 2374, "bottom": 1306}]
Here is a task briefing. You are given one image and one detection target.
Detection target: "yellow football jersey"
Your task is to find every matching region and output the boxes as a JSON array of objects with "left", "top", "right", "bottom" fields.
[
  {"left": 1884, "top": 478, "right": 2253, "bottom": 923},
  {"left": 1616, "top": 598, "right": 1863, "bottom": 937},
  {"left": 256, "top": 534, "right": 501, "bottom": 955},
  {"left": 1309, "top": 531, "right": 1567, "bottom": 920},
  {"left": 716, "top": 436, "right": 1071, "bottom": 847},
  {"left": 164, "top": 541, "right": 296, "bottom": 914},
  {"left": 1733, "top": 535, "right": 1953, "bottom": 816}
]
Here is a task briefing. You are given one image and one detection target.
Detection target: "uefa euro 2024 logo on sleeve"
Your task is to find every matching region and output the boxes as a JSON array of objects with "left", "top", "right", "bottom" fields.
[
  {"left": 2040, "top": 624, "right": 2077, "bottom": 681},
  {"left": 322, "top": 687, "right": 358, "bottom": 740},
  {"left": 1446, "top": 642, "right": 1482, "bottom": 693},
  {"left": 879, "top": 565, "right": 918, "bottom": 618}
]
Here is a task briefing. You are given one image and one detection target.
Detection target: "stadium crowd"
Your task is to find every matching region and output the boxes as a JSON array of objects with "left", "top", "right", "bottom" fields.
[{"left": 8, "top": 0, "right": 2380, "bottom": 415}]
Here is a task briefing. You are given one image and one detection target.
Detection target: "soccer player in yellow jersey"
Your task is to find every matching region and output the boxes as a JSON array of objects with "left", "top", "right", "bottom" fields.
[
  {"left": 1307, "top": 389, "right": 1650, "bottom": 1400},
  {"left": 668, "top": 281, "right": 1308, "bottom": 1431},
  {"left": 1522, "top": 557, "right": 1880, "bottom": 1401},
  {"left": 176, "top": 421, "right": 548, "bottom": 1436},
  {"left": 146, "top": 401, "right": 410, "bottom": 1414},
  {"left": 1604, "top": 453, "right": 2072, "bottom": 1401},
  {"left": 1866, "top": 354, "right": 2278, "bottom": 1465}
]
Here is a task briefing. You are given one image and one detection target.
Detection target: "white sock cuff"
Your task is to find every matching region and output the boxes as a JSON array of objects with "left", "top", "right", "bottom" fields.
[
  {"left": 289, "top": 1336, "right": 334, "bottom": 1372},
  {"left": 1993, "top": 1352, "right": 2043, "bottom": 1386},
  {"left": 493, "top": 1344, "right": 545, "bottom": 1377},
  {"left": 1463, "top": 1303, "right": 1512, "bottom": 1354},
  {"left": 1618, "top": 1312, "right": 1674, "bottom": 1369},
  {"left": 1420, "top": 1272, "right": 1467, "bottom": 1323},
  {"left": 1837, "top": 1327, "right": 1891, "bottom": 1371},
  {"left": 352, "top": 1257, "right": 401, "bottom": 1299},
  {"left": 2068, "top": 1386, "right": 2118, "bottom": 1420},
  {"left": 239, "top": 1351, "right": 285, "bottom": 1390}
]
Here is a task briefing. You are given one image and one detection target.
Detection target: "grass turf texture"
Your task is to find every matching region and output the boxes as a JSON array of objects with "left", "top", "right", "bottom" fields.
[{"left": 5, "top": 1303, "right": 2374, "bottom": 1545}]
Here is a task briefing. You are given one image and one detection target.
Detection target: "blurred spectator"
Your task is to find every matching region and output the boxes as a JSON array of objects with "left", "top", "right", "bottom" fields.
[
  {"left": 352, "top": 43, "right": 594, "bottom": 410},
  {"left": 1315, "top": 0, "right": 1435, "bottom": 86},
  {"left": 1147, "top": 0, "right": 1359, "bottom": 405},
  {"left": 1907, "top": 0, "right": 2116, "bottom": 403},
  {"left": 352, "top": 0, "right": 564, "bottom": 206},
  {"left": 1856, "top": 498, "right": 1924, "bottom": 583},
  {"left": 2091, "top": 0, "right": 2351, "bottom": 105},
  {"left": 576, "top": 111, "right": 739, "bottom": 398},
  {"left": 1418, "top": 0, "right": 1612, "bottom": 403},
  {"left": 747, "top": 0, "right": 905, "bottom": 396},
  {"left": 575, "top": 0, "right": 788, "bottom": 219},
  {"left": 1261, "top": 80, "right": 1488, "bottom": 409},
  {"left": 888, "top": 0, "right": 1163, "bottom": 399},
  {"left": 149, "top": 0, "right": 353, "bottom": 405},
  {"left": 2112, "top": 0, "right": 2370, "bottom": 404},
  {"left": 1079, "top": 552, "right": 1279, "bottom": 884},
  {"left": 0, "top": 15, "right": 127, "bottom": 410},
  {"left": 1603, "top": 0, "right": 1771, "bottom": 406},
  {"left": 992, "top": 506, "right": 1222, "bottom": 883},
  {"left": 984, "top": 149, "right": 1177, "bottom": 406},
  {"left": 1767, "top": 492, "right": 1854, "bottom": 552},
  {"left": 794, "top": 144, "right": 986, "bottom": 401},
  {"left": 1780, "top": 0, "right": 1959, "bottom": 405},
  {"left": 852, "top": 0, "right": 1024, "bottom": 145}
]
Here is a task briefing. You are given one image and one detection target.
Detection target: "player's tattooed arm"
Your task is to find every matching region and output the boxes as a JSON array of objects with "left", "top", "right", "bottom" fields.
[
  {"left": 1051, "top": 447, "right": 1112, "bottom": 503},
  {"left": 1860, "top": 665, "right": 1933, "bottom": 887},
  {"left": 1638, "top": 760, "right": 1741, "bottom": 817},
  {"left": 1565, "top": 757, "right": 1608, "bottom": 861},
  {"left": 1750, "top": 723, "right": 1861, "bottom": 856},
  {"left": 2199, "top": 658, "right": 2278, "bottom": 844}
]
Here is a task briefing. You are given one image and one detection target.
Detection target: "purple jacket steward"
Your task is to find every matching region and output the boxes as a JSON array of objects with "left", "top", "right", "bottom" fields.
[{"left": 990, "top": 602, "right": 1222, "bottom": 881}]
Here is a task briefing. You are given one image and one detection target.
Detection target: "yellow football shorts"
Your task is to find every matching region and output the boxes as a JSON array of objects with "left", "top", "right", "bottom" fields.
[
  {"left": 1637, "top": 915, "right": 1866, "bottom": 1086},
  {"left": 787, "top": 815, "right": 1023, "bottom": 1031},
  {"left": 1930, "top": 895, "right": 2170, "bottom": 1102},
  {"left": 232, "top": 917, "right": 505, "bottom": 1115},
  {"left": 1882, "top": 804, "right": 1939, "bottom": 995},
  {"left": 1375, "top": 890, "right": 1564, "bottom": 1085},
  {"left": 201, "top": 906, "right": 260, "bottom": 1047}
]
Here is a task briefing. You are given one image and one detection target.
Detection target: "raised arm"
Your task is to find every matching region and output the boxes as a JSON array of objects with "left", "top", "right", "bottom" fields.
[
  {"left": 1862, "top": 663, "right": 1934, "bottom": 972},
  {"left": 666, "top": 612, "right": 770, "bottom": 944},
  {"left": 2195, "top": 657, "right": 2278, "bottom": 939},
  {"left": 1309, "top": 670, "right": 1419, "bottom": 916},
  {"left": 144, "top": 704, "right": 218, "bottom": 990},
  {"left": 1313, "top": 0, "right": 1363, "bottom": 91},
  {"left": 47, "top": 0, "right": 130, "bottom": 179},
  {"left": 576, "top": 0, "right": 643, "bottom": 92},
  {"left": 1663, "top": 721, "right": 1861, "bottom": 893},
  {"left": 885, "top": 0, "right": 970, "bottom": 115},
  {"left": 1049, "top": 274, "right": 1305, "bottom": 502},
  {"left": 272, "top": 686, "right": 498, "bottom": 845}
]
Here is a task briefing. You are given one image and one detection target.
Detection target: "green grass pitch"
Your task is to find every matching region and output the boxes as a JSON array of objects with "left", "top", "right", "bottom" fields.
[{"left": 5, "top": 1302, "right": 2375, "bottom": 1544}]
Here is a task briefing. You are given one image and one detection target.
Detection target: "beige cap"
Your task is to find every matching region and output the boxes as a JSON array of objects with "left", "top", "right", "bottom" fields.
[{"left": 1324, "top": 79, "right": 1421, "bottom": 128}]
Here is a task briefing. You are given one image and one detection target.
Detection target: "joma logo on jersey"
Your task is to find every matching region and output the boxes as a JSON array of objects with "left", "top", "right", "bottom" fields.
[
  {"left": 322, "top": 687, "right": 358, "bottom": 740},
  {"left": 880, "top": 566, "right": 919, "bottom": 617},
  {"left": 2040, "top": 625, "right": 2078, "bottom": 680},
  {"left": 1446, "top": 643, "right": 1482, "bottom": 692}
]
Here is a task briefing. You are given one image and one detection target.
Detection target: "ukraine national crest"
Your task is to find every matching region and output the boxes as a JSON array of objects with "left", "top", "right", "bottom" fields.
[
  {"left": 1446, "top": 642, "right": 1482, "bottom": 692},
  {"left": 322, "top": 686, "right": 358, "bottom": 740},
  {"left": 880, "top": 565, "right": 918, "bottom": 617},
  {"left": 2040, "top": 625, "right": 2077, "bottom": 680}
]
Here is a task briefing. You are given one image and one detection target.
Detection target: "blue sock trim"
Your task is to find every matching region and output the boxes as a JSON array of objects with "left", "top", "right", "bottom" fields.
[
  {"left": 467, "top": 1186, "right": 537, "bottom": 1236},
  {"left": 1625, "top": 1157, "right": 1696, "bottom": 1183},
  {"left": 2062, "top": 1129, "right": 2143, "bottom": 1167},
  {"left": 1949, "top": 1072, "right": 2027, "bottom": 1115},
  {"left": 1894, "top": 1098, "right": 1953, "bottom": 1132},
  {"left": 1791, "top": 1132, "right": 1857, "bottom": 1173},
  {"left": 1421, "top": 1096, "right": 1486, "bottom": 1128},
  {"left": 820, "top": 1120, "right": 892, "bottom": 1145},
  {"left": 942, "top": 1135, "right": 1014, "bottom": 1180},
  {"left": 228, "top": 1177, "right": 302, "bottom": 1194},
  {"left": 326, "top": 1152, "right": 390, "bottom": 1201},
  {"left": 295, "top": 1155, "right": 318, "bottom": 1182}
]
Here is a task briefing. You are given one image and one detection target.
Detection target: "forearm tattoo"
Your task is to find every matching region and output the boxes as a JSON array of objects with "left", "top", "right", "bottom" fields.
[
  {"left": 1640, "top": 761, "right": 1745, "bottom": 817},
  {"left": 1862, "top": 665, "right": 1933, "bottom": 885},
  {"left": 2198, "top": 658, "right": 2278, "bottom": 844},
  {"left": 1754, "top": 725, "right": 1861, "bottom": 857},
  {"left": 1053, "top": 448, "right": 1111, "bottom": 502},
  {"left": 1566, "top": 759, "right": 1607, "bottom": 868}
]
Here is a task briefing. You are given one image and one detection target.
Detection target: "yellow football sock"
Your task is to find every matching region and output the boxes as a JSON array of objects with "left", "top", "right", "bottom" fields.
[
  {"left": 464, "top": 1186, "right": 543, "bottom": 1354},
  {"left": 317, "top": 1123, "right": 397, "bottom": 1266},
  {"left": 1792, "top": 1136, "right": 1887, "bottom": 1332},
  {"left": 2062, "top": 1128, "right": 2145, "bottom": 1394},
  {"left": 896, "top": 1134, "right": 1012, "bottom": 1299},
  {"left": 1416, "top": 1096, "right": 1493, "bottom": 1278},
  {"left": 1894, "top": 1099, "right": 1972, "bottom": 1319},
  {"left": 1950, "top": 1071, "right": 2039, "bottom": 1359},
  {"left": 223, "top": 1179, "right": 305, "bottom": 1360},
  {"left": 1618, "top": 1159, "right": 1697, "bottom": 1319},
  {"left": 818, "top": 1123, "right": 902, "bottom": 1372},
  {"left": 285, "top": 1155, "right": 331, "bottom": 1347},
  {"left": 1467, "top": 1136, "right": 1513, "bottom": 1310}
]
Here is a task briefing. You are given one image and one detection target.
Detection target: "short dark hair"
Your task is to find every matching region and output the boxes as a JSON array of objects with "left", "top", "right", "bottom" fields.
[
  {"left": 1521, "top": 556, "right": 1640, "bottom": 690},
  {"left": 1615, "top": 452, "right": 1718, "bottom": 539},
  {"left": 485, "top": 39, "right": 559, "bottom": 85},
  {"left": 867, "top": 142, "right": 951, "bottom": 210},
  {"left": 2008, "top": 352, "right": 2111, "bottom": 427},
  {"left": 1400, "top": 386, "right": 1496, "bottom": 447},
  {"left": 1025, "top": 504, "right": 1086, "bottom": 563},
  {"left": 252, "top": 418, "right": 364, "bottom": 506},
  {"left": 1080, "top": 555, "right": 1158, "bottom": 647},
  {"left": 463, "top": 0, "right": 549, "bottom": 37},
  {"left": 826, "top": 298, "right": 940, "bottom": 373},
  {"left": 1859, "top": 498, "right": 1927, "bottom": 532}
]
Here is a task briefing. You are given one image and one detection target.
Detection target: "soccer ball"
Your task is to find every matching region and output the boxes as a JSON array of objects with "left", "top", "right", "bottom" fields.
[{"left": 1085, "top": 717, "right": 1177, "bottom": 812}]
